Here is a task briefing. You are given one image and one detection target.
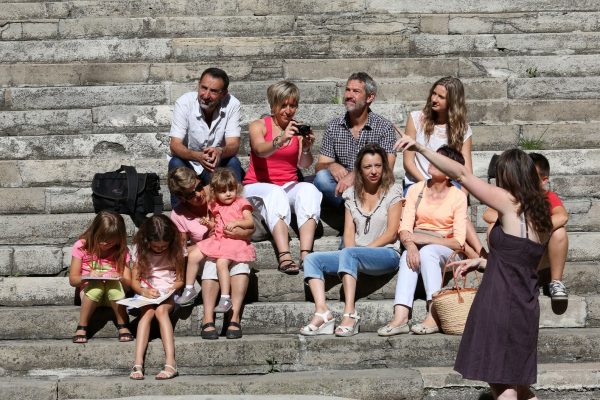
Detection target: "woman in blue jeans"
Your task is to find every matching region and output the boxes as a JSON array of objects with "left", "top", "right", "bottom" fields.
[{"left": 300, "top": 144, "right": 403, "bottom": 337}]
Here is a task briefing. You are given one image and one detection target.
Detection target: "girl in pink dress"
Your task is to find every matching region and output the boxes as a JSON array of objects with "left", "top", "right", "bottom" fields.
[
  {"left": 190, "top": 168, "right": 256, "bottom": 314},
  {"left": 127, "top": 214, "right": 185, "bottom": 380}
]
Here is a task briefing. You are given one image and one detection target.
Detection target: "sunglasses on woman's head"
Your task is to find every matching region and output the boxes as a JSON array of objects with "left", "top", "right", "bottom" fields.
[{"left": 180, "top": 182, "right": 204, "bottom": 201}]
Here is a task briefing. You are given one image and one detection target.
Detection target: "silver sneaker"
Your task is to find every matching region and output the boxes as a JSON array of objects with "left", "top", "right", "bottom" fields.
[
  {"left": 549, "top": 280, "right": 568, "bottom": 301},
  {"left": 176, "top": 287, "right": 198, "bottom": 306},
  {"left": 214, "top": 297, "right": 233, "bottom": 313}
]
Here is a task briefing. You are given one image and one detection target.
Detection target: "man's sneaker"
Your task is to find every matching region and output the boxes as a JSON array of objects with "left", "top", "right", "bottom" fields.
[
  {"left": 214, "top": 297, "right": 233, "bottom": 313},
  {"left": 549, "top": 280, "right": 568, "bottom": 302},
  {"left": 176, "top": 287, "right": 198, "bottom": 306}
]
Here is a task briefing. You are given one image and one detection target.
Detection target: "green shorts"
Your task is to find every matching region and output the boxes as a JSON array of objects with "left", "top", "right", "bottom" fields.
[{"left": 83, "top": 280, "right": 125, "bottom": 305}]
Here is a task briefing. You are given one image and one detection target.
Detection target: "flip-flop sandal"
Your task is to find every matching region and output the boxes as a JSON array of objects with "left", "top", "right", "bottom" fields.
[
  {"left": 72, "top": 325, "right": 88, "bottom": 344},
  {"left": 116, "top": 323, "right": 134, "bottom": 342},
  {"left": 155, "top": 364, "right": 178, "bottom": 380}
]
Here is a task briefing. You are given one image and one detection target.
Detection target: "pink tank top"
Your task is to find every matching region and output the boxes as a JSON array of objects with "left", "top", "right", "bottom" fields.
[{"left": 243, "top": 116, "right": 299, "bottom": 186}]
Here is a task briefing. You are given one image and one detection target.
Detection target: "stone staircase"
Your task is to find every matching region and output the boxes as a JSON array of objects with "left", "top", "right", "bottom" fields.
[{"left": 1, "top": 0, "right": 600, "bottom": 399}]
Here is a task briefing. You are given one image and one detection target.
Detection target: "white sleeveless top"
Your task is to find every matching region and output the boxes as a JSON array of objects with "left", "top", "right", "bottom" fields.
[{"left": 404, "top": 110, "right": 473, "bottom": 185}]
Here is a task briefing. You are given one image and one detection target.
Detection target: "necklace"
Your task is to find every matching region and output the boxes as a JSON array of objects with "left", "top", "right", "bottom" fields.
[{"left": 353, "top": 191, "right": 386, "bottom": 235}]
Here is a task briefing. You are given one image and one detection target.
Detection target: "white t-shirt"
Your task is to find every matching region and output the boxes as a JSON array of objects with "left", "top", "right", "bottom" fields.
[
  {"left": 404, "top": 110, "right": 473, "bottom": 185},
  {"left": 168, "top": 91, "right": 241, "bottom": 175}
]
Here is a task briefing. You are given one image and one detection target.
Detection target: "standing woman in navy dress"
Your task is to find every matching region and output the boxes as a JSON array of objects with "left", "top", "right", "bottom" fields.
[{"left": 396, "top": 133, "right": 552, "bottom": 400}]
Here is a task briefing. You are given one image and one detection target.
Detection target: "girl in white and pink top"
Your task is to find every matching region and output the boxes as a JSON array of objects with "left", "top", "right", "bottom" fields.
[{"left": 127, "top": 214, "right": 185, "bottom": 380}]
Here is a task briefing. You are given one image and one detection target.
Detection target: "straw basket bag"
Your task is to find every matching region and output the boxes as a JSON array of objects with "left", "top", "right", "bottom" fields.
[{"left": 432, "top": 250, "right": 479, "bottom": 335}]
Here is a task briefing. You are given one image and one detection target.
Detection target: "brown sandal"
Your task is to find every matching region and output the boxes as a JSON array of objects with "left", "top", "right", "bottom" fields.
[
  {"left": 72, "top": 325, "right": 88, "bottom": 344},
  {"left": 116, "top": 323, "right": 134, "bottom": 342},
  {"left": 277, "top": 251, "right": 299, "bottom": 275}
]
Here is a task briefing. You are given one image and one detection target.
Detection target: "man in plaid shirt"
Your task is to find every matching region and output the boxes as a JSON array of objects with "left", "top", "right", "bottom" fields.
[{"left": 314, "top": 72, "right": 397, "bottom": 207}]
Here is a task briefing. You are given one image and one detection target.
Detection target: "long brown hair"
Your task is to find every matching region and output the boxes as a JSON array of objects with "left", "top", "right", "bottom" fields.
[
  {"left": 353, "top": 143, "right": 395, "bottom": 203},
  {"left": 422, "top": 76, "right": 468, "bottom": 151},
  {"left": 133, "top": 214, "right": 184, "bottom": 281},
  {"left": 79, "top": 211, "right": 129, "bottom": 274},
  {"left": 496, "top": 149, "right": 553, "bottom": 238}
]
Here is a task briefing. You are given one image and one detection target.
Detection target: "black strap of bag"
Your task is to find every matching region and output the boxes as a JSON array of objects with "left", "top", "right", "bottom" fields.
[{"left": 122, "top": 165, "right": 139, "bottom": 218}]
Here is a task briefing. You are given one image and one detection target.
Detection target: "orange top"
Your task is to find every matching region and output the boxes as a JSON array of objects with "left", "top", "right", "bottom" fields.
[{"left": 400, "top": 180, "right": 467, "bottom": 246}]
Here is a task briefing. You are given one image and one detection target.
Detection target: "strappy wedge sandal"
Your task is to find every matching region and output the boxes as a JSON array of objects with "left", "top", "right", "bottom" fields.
[
  {"left": 116, "top": 323, "right": 134, "bottom": 342},
  {"left": 335, "top": 312, "right": 361, "bottom": 337},
  {"left": 129, "top": 364, "right": 144, "bottom": 380},
  {"left": 277, "top": 251, "right": 299, "bottom": 275},
  {"left": 72, "top": 325, "right": 88, "bottom": 344},
  {"left": 299, "top": 249, "right": 313, "bottom": 271},
  {"left": 155, "top": 364, "right": 178, "bottom": 380},
  {"left": 300, "top": 310, "right": 335, "bottom": 336}
]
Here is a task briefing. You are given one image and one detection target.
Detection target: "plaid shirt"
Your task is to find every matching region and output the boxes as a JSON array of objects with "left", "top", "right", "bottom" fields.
[{"left": 320, "top": 110, "right": 397, "bottom": 171}]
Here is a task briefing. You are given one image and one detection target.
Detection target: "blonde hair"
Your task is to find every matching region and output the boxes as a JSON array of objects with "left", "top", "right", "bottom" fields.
[
  {"left": 167, "top": 167, "right": 197, "bottom": 197},
  {"left": 267, "top": 81, "right": 300, "bottom": 114},
  {"left": 79, "top": 211, "right": 129, "bottom": 274},
  {"left": 422, "top": 76, "right": 468, "bottom": 151},
  {"left": 206, "top": 168, "right": 243, "bottom": 203}
]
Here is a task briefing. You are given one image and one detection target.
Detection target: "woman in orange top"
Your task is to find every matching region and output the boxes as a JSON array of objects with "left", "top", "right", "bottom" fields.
[{"left": 378, "top": 145, "right": 467, "bottom": 336}]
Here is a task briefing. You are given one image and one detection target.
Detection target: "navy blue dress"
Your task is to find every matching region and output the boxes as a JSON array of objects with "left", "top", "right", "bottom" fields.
[{"left": 454, "top": 221, "right": 546, "bottom": 385}]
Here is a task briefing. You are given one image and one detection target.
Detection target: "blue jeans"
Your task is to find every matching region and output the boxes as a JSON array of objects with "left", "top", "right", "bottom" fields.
[
  {"left": 303, "top": 247, "right": 400, "bottom": 281},
  {"left": 168, "top": 155, "right": 244, "bottom": 208},
  {"left": 313, "top": 169, "right": 344, "bottom": 208}
]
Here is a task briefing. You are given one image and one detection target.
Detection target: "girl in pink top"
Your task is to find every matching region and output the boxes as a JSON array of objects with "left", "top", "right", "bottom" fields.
[
  {"left": 69, "top": 211, "right": 132, "bottom": 344},
  {"left": 127, "top": 214, "right": 185, "bottom": 380},
  {"left": 191, "top": 168, "right": 256, "bottom": 313},
  {"left": 243, "top": 81, "right": 322, "bottom": 274},
  {"left": 378, "top": 146, "right": 468, "bottom": 337}
]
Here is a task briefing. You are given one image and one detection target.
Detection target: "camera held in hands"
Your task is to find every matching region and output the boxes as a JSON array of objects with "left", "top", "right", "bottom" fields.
[{"left": 294, "top": 124, "right": 311, "bottom": 137}]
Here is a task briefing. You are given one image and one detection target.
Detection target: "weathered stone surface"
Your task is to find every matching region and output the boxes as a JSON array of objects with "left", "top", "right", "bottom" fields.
[
  {"left": 0, "top": 378, "right": 56, "bottom": 400},
  {"left": 0, "top": 187, "right": 45, "bottom": 213},
  {"left": 419, "top": 14, "right": 450, "bottom": 34},
  {"left": 509, "top": 77, "right": 600, "bottom": 99},
  {"left": 7, "top": 85, "right": 168, "bottom": 110},
  {"left": 496, "top": 32, "right": 600, "bottom": 55},
  {"left": 149, "top": 60, "right": 283, "bottom": 82},
  {"left": 588, "top": 296, "right": 600, "bottom": 327},
  {"left": 0, "top": 160, "right": 22, "bottom": 187},
  {"left": 449, "top": 12, "right": 600, "bottom": 34},
  {"left": 13, "top": 246, "right": 64, "bottom": 276},
  {"left": 0, "top": 20, "right": 59, "bottom": 40},
  {"left": 410, "top": 34, "right": 498, "bottom": 57},
  {"left": 520, "top": 122, "right": 600, "bottom": 149},
  {"left": 0, "top": 248, "right": 13, "bottom": 276},
  {"left": 367, "top": 0, "right": 600, "bottom": 13},
  {"left": 0, "top": 38, "right": 172, "bottom": 63},
  {"left": 296, "top": 13, "right": 419, "bottom": 36},
  {"left": 0, "top": 109, "right": 93, "bottom": 136},
  {"left": 377, "top": 78, "right": 506, "bottom": 102},
  {"left": 0, "top": 133, "right": 167, "bottom": 160}
]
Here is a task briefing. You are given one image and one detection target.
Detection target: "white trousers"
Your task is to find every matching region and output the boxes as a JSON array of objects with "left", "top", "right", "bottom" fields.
[
  {"left": 243, "top": 181, "right": 322, "bottom": 232},
  {"left": 394, "top": 244, "right": 455, "bottom": 307}
]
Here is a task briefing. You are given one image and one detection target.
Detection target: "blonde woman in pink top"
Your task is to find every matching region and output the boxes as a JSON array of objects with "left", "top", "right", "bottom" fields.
[
  {"left": 243, "top": 81, "right": 322, "bottom": 274},
  {"left": 378, "top": 145, "right": 468, "bottom": 336}
]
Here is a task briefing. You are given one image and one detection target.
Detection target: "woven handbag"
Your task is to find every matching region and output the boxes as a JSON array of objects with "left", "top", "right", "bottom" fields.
[{"left": 432, "top": 250, "right": 479, "bottom": 335}]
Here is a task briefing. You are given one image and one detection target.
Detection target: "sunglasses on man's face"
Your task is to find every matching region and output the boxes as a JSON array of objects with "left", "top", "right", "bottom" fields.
[{"left": 180, "top": 182, "right": 204, "bottom": 201}]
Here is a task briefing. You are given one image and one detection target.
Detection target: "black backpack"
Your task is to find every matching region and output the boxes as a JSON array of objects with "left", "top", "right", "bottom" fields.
[{"left": 91, "top": 165, "right": 163, "bottom": 227}]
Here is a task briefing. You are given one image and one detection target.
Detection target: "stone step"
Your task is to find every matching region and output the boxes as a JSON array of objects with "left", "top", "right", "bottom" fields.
[
  {"left": 2, "top": 363, "right": 600, "bottom": 400},
  {"left": 1, "top": 328, "right": 599, "bottom": 376},
  {"left": 0, "top": 293, "right": 595, "bottom": 340},
  {"left": 4, "top": 32, "right": 600, "bottom": 64},
  {"left": 1, "top": 261, "right": 598, "bottom": 304}
]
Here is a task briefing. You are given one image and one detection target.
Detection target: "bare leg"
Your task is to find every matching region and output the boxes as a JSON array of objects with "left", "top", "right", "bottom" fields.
[
  {"left": 155, "top": 300, "right": 176, "bottom": 367},
  {"left": 516, "top": 385, "right": 537, "bottom": 400},
  {"left": 337, "top": 273, "right": 357, "bottom": 328},
  {"left": 216, "top": 258, "right": 232, "bottom": 296},
  {"left": 299, "top": 218, "right": 317, "bottom": 262},
  {"left": 110, "top": 301, "right": 132, "bottom": 337},
  {"left": 548, "top": 227, "right": 568, "bottom": 281},
  {"left": 306, "top": 278, "right": 330, "bottom": 326},
  {"left": 185, "top": 245, "right": 205, "bottom": 286},
  {"left": 228, "top": 273, "right": 249, "bottom": 331},
  {"left": 75, "top": 295, "right": 98, "bottom": 338},
  {"left": 272, "top": 219, "right": 294, "bottom": 265},
  {"left": 465, "top": 219, "right": 486, "bottom": 258},
  {"left": 419, "top": 300, "right": 439, "bottom": 328},
  {"left": 134, "top": 306, "right": 155, "bottom": 366},
  {"left": 387, "top": 304, "right": 410, "bottom": 327},
  {"left": 201, "top": 279, "right": 219, "bottom": 333}
]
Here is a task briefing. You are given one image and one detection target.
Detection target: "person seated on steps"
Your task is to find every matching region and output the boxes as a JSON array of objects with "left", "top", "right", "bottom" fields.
[
  {"left": 168, "top": 167, "right": 253, "bottom": 340},
  {"left": 378, "top": 146, "right": 468, "bottom": 337},
  {"left": 312, "top": 72, "right": 397, "bottom": 232},
  {"left": 243, "top": 80, "right": 321, "bottom": 274},
  {"left": 300, "top": 144, "right": 403, "bottom": 337},
  {"left": 483, "top": 152, "right": 569, "bottom": 303}
]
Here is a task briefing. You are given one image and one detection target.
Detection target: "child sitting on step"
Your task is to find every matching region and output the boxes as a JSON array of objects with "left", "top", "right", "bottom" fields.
[
  {"left": 483, "top": 152, "right": 569, "bottom": 302},
  {"left": 177, "top": 168, "right": 255, "bottom": 317},
  {"left": 69, "top": 211, "right": 133, "bottom": 344},
  {"left": 127, "top": 214, "right": 184, "bottom": 380}
]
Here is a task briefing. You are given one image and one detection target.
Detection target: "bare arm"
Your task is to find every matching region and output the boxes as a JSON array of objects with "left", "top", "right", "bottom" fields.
[
  {"left": 342, "top": 207, "right": 356, "bottom": 248},
  {"left": 366, "top": 201, "right": 402, "bottom": 247},
  {"left": 411, "top": 233, "right": 463, "bottom": 250},
  {"left": 68, "top": 257, "right": 83, "bottom": 287},
  {"left": 130, "top": 264, "right": 160, "bottom": 298},
  {"left": 297, "top": 129, "right": 315, "bottom": 169},
  {"left": 551, "top": 205, "right": 569, "bottom": 230},
  {"left": 170, "top": 137, "right": 203, "bottom": 163},
  {"left": 249, "top": 119, "right": 298, "bottom": 158},
  {"left": 226, "top": 208, "right": 255, "bottom": 231},
  {"left": 398, "top": 115, "right": 426, "bottom": 182}
]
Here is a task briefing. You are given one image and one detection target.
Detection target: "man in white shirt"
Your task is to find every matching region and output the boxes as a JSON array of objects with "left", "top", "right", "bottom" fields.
[{"left": 168, "top": 68, "right": 243, "bottom": 205}]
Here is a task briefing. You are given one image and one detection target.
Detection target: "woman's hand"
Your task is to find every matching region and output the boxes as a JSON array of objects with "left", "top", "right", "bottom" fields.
[
  {"left": 406, "top": 244, "right": 421, "bottom": 271},
  {"left": 300, "top": 129, "right": 315, "bottom": 154},
  {"left": 143, "top": 288, "right": 160, "bottom": 298},
  {"left": 448, "top": 257, "right": 487, "bottom": 277},
  {"left": 394, "top": 132, "right": 418, "bottom": 152}
]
